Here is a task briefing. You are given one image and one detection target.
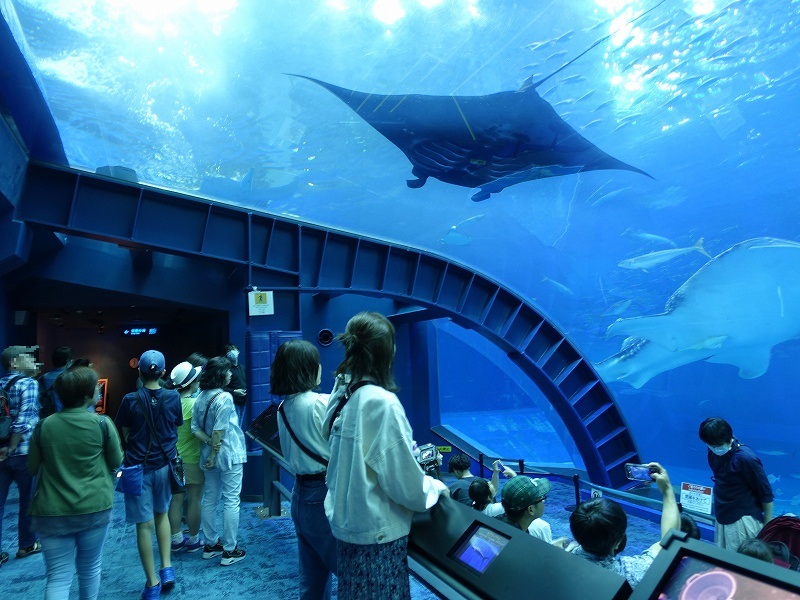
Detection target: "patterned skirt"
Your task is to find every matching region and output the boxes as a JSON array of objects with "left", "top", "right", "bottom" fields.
[{"left": 337, "top": 536, "right": 411, "bottom": 600}]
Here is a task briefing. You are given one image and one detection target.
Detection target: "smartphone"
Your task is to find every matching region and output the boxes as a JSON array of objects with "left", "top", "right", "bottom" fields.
[{"left": 625, "top": 463, "right": 654, "bottom": 481}]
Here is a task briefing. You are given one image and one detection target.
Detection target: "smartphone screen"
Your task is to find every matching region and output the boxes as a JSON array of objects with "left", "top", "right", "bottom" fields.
[{"left": 626, "top": 463, "right": 653, "bottom": 481}]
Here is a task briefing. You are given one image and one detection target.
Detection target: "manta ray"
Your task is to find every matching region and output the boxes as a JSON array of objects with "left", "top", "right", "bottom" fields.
[
  {"left": 595, "top": 238, "right": 800, "bottom": 388},
  {"left": 293, "top": 75, "right": 650, "bottom": 201},
  {"left": 291, "top": 2, "right": 665, "bottom": 201}
]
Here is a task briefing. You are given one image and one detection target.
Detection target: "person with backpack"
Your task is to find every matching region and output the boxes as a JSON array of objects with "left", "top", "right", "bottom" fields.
[
  {"left": 38, "top": 346, "right": 73, "bottom": 417},
  {"left": 0, "top": 345, "right": 42, "bottom": 566}
]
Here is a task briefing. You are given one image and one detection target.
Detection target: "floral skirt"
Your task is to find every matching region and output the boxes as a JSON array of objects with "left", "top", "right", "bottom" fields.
[{"left": 337, "top": 536, "right": 411, "bottom": 600}]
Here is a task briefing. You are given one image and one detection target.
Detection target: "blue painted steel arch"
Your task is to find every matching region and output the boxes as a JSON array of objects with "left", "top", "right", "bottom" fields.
[{"left": 17, "top": 162, "right": 641, "bottom": 488}]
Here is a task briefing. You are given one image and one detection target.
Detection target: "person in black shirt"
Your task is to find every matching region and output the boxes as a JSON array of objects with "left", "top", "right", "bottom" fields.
[
  {"left": 699, "top": 417, "right": 774, "bottom": 549},
  {"left": 224, "top": 344, "right": 247, "bottom": 427}
]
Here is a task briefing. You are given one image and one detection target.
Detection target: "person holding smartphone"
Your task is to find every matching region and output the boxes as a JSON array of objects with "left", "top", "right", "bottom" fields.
[{"left": 569, "top": 462, "right": 680, "bottom": 589}]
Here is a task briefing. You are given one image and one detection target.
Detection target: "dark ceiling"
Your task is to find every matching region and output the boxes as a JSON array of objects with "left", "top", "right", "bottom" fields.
[{"left": 15, "top": 279, "right": 220, "bottom": 332}]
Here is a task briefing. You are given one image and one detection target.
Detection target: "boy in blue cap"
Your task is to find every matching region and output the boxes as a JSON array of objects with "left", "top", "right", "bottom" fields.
[{"left": 116, "top": 350, "right": 182, "bottom": 599}]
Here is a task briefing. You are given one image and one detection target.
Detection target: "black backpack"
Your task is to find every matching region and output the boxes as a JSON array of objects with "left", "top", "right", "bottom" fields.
[
  {"left": 38, "top": 378, "right": 58, "bottom": 419},
  {"left": 0, "top": 375, "right": 25, "bottom": 444}
]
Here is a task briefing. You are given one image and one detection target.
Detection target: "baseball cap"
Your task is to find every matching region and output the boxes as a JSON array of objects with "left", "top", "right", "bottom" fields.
[
  {"left": 171, "top": 361, "right": 201, "bottom": 389},
  {"left": 139, "top": 350, "right": 165, "bottom": 374},
  {"left": 501, "top": 476, "right": 551, "bottom": 512}
]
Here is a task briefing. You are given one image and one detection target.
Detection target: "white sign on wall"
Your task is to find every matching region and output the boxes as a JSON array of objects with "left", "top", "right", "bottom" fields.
[
  {"left": 680, "top": 482, "right": 713, "bottom": 515},
  {"left": 248, "top": 290, "right": 275, "bottom": 316}
]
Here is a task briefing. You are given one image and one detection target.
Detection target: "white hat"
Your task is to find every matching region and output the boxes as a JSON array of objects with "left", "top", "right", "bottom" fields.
[{"left": 171, "top": 361, "right": 201, "bottom": 389}]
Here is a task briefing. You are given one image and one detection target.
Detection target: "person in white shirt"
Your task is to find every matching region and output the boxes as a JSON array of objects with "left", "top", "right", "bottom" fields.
[
  {"left": 323, "top": 312, "right": 448, "bottom": 600},
  {"left": 190, "top": 357, "right": 247, "bottom": 566},
  {"left": 271, "top": 340, "right": 337, "bottom": 600},
  {"left": 471, "top": 475, "right": 565, "bottom": 545}
]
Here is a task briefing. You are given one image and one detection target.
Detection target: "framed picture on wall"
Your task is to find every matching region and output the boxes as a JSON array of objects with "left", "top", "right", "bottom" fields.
[{"left": 95, "top": 378, "right": 108, "bottom": 414}]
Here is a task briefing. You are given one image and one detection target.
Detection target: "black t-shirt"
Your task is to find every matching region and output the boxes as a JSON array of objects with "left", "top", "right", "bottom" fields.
[
  {"left": 448, "top": 478, "right": 473, "bottom": 506},
  {"left": 225, "top": 363, "right": 247, "bottom": 406}
]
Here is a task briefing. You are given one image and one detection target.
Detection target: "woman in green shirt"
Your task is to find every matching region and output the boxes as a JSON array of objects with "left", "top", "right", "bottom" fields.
[{"left": 28, "top": 366, "right": 123, "bottom": 600}]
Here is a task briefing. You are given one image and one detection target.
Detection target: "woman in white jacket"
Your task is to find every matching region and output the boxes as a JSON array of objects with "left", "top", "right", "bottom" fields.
[{"left": 323, "top": 312, "right": 448, "bottom": 600}]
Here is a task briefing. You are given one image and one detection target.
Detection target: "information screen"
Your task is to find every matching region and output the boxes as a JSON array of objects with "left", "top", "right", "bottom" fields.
[
  {"left": 450, "top": 524, "right": 510, "bottom": 575},
  {"left": 122, "top": 326, "right": 158, "bottom": 336},
  {"left": 655, "top": 555, "right": 800, "bottom": 599}
]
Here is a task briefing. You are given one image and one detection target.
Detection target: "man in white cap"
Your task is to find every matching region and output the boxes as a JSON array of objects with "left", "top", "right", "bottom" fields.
[{"left": 115, "top": 350, "right": 182, "bottom": 599}]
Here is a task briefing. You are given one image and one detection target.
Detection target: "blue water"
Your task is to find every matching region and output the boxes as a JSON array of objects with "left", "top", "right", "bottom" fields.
[{"left": 6, "top": 0, "right": 800, "bottom": 512}]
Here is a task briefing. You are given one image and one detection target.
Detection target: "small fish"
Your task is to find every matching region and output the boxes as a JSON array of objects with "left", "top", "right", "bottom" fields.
[
  {"left": 755, "top": 449, "right": 791, "bottom": 457},
  {"left": 589, "top": 186, "right": 633, "bottom": 207},
  {"left": 546, "top": 50, "right": 570, "bottom": 62},
  {"left": 559, "top": 74, "right": 586, "bottom": 85},
  {"left": 542, "top": 276, "right": 574, "bottom": 296},
  {"left": 602, "top": 299, "right": 634, "bottom": 317},
  {"left": 618, "top": 238, "right": 712, "bottom": 271},
  {"left": 554, "top": 29, "right": 574, "bottom": 44},
  {"left": 623, "top": 228, "right": 678, "bottom": 247},
  {"left": 768, "top": 474, "right": 781, "bottom": 486},
  {"left": 594, "top": 99, "right": 615, "bottom": 113}
]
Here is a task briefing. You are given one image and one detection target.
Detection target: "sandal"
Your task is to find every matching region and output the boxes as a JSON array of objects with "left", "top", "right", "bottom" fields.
[{"left": 16, "top": 541, "right": 42, "bottom": 558}]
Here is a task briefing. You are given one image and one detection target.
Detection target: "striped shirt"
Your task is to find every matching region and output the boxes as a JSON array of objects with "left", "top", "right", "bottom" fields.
[{"left": 1, "top": 372, "right": 39, "bottom": 456}]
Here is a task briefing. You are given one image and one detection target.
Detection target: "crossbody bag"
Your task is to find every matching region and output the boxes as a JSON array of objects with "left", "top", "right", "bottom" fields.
[
  {"left": 135, "top": 389, "right": 185, "bottom": 494},
  {"left": 278, "top": 400, "right": 328, "bottom": 467}
]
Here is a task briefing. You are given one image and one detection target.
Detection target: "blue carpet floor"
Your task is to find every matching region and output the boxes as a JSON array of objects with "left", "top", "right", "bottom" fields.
[
  {"left": 2, "top": 486, "right": 437, "bottom": 599},
  {"left": 3, "top": 476, "right": 667, "bottom": 599}
]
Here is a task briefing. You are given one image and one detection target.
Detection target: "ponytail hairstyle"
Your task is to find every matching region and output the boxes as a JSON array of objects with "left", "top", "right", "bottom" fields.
[{"left": 335, "top": 312, "right": 398, "bottom": 392}]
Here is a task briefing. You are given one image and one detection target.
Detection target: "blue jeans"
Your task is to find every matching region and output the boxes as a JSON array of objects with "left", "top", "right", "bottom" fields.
[
  {"left": 201, "top": 463, "right": 243, "bottom": 551},
  {"left": 41, "top": 523, "right": 110, "bottom": 600},
  {"left": 0, "top": 453, "right": 37, "bottom": 550},
  {"left": 291, "top": 479, "right": 337, "bottom": 600}
]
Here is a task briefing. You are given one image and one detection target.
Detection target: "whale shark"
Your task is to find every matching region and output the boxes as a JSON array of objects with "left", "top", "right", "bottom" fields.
[{"left": 596, "top": 238, "right": 800, "bottom": 388}]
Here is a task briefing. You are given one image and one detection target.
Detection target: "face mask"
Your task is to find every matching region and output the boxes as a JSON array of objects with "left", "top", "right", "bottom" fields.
[{"left": 708, "top": 443, "right": 732, "bottom": 456}]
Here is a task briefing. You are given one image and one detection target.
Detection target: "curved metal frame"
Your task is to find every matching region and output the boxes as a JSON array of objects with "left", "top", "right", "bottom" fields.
[{"left": 17, "top": 162, "right": 640, "bottom": 487}]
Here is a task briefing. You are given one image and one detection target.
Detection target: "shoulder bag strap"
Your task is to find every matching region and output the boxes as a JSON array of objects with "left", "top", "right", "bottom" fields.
[
  {"left": 98, "top": 415, "right": 108, "bottom": 450},
  {"left": 3, "top": 374, "right": 26, "bottom": 417},
  {"left": 134, "top": 389, "right": 170, "bottom": 463},
  {"left": 324, "top": 380, "right": 374, "bottom": 437},
  {"left": 278, "top": 400, "right": 328, "bottom": 467},
  {"left": 202, "top": 391, "right": 224, "bottom": 432}
]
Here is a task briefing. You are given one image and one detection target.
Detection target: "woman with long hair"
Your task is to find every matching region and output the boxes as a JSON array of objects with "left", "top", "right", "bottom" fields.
[
  {"left": 323, "top": 312, "right": 448, "bottom": 599},
  {"left": 28, "top": 366, "right": 123, "bottom": 599},
  {"left": 271, "top": 339, "right": 338, "bottom": 599}
]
